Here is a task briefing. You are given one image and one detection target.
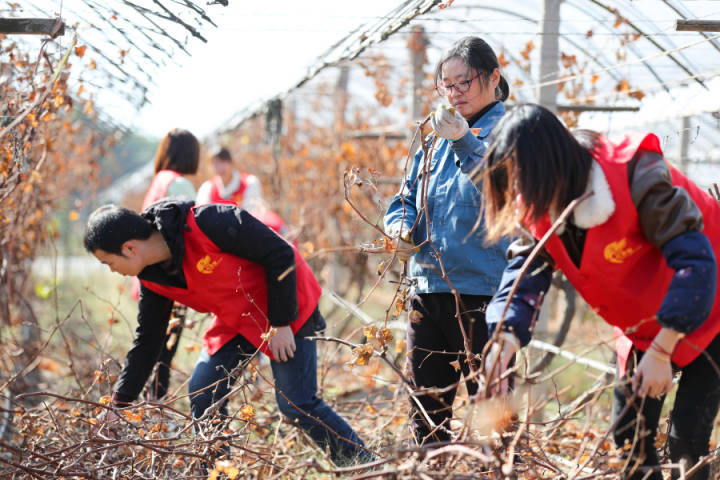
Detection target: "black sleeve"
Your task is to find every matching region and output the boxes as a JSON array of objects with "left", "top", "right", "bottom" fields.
[
  {"left": 113, "top": 285, "right": 173, "bottom": 405},
  {"left": 194, "top": 204, "right": 298, "bottom": 327},
  {"left": 628, "top": 151, "right": 703, "bottom": 248}
]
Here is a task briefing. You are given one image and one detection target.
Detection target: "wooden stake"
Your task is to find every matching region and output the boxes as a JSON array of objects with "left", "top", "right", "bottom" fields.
[
  {"left": 0, "top": 18, "right": 65, "bottom": 36},
  {"left": 676, "top": 20, "right": 720, "bottom": 33}
]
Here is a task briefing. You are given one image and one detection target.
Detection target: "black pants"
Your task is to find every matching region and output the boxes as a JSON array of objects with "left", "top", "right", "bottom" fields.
[
  {"left": 407, "top": 292, "right": 490, "bottom": 445},
  {"left": 613, "top": 333, "right": 720, "bottom": 480},
  {"left": 146, "top": 304, "right": 186, "bottom": 400}
]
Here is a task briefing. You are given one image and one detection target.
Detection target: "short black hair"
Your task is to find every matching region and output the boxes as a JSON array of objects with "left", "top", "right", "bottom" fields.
[
  {"left": 212, "top": 147, "right": 232, "bottom": 162},
  {"left": 83, "top": 205, "right": 153, "bottom": 254}
]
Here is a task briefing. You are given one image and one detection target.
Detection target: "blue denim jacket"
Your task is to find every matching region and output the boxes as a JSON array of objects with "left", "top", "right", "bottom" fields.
[{"left": 384, "top": 101, "right": 509, "bottom": 295}]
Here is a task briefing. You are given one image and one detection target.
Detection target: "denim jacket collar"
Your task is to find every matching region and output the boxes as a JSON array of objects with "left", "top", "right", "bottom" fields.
[{"left": 471, "top": 101, "right": 506, "bottom": 139}]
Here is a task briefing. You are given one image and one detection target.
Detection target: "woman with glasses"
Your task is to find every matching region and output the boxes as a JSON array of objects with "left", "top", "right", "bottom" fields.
[{"left": 383, "top": 36, "right": 511, "bottom": 445}]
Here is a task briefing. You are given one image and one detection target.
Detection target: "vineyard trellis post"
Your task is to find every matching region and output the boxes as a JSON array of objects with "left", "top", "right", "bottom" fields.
[
  {"left": 408, "top": 24, "right": 428, "bottom": 126},
  {"left": 537, "top": 0, "right": 561, "bottom": 113},
  {"left": 679, "top": 115, "right": 692, "bottom": 173},
  {"left": 674, "top": 17, "right": 719, "bottom": 177}
]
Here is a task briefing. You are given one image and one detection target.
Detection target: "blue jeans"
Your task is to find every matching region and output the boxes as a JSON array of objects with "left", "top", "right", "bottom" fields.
[{"left": 188, "top": 311, "right": 369, "bottom": 466}]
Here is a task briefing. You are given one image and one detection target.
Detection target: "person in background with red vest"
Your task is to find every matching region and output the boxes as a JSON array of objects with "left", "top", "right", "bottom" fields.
[
  {"left": 135, "top": 128, "right": 200, "bottom": 401},
  {"left": 196, "top": 146, "right": 292, "bottom": 242},
  {"left": 196, "top": 146, "right": 262, "bottom": 209},
  {"left": 83, "top": 199, "right": 372, "bottom": 467},
  {"left": 142, "top": 128, "right": 199, "bottom": 208},
  {"left": 479, "top": 104, "right": 720, "bottom": 480}
]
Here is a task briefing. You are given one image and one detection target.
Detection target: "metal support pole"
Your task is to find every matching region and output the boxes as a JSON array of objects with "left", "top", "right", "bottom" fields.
[
  {"left": 679, "top": 116, "right": 692, "bottom": 173},
  {"left": 335, "top": 64, "right": 350, "bottom": 127},
  {"left": 408, "top": 25, "right": 428, "bottom": 126},
  {"left": 537, "top": 0, "right": 562, "bottom": 112}
]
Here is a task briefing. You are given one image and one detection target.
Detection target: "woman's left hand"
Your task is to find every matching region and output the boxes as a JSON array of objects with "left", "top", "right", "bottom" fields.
[
  {"left": 483, "top": 332, "right": 520, "bottom": 396},
  {"left": 430, "top": 104, "right": 469, "bottom": 140},
  {"left": 633, "top": 348, "right": 673, "bottom": 399}
]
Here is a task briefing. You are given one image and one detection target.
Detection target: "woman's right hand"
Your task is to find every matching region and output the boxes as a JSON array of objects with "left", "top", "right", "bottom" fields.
[
  {"left": 430, "top": 104, "right": 469, "bottom": 140},
  {"left": 483, "top": 332, "right": 520, "bottom": 396},
  {"left": 633, "top": 327, "right": 681, "bottom": 398},
  {"left": 387, "top": 225, "right": 417, "bottom": 262},
  {"left": 633, "top": 347, "right": 673, "bottom": 399},
  {"left": 394, "top": 234, "right": 417, "bottom": 262}
]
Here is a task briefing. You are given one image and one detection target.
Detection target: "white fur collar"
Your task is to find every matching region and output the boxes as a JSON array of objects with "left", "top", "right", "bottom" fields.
[{"left": 571, "top": 160, "right": 615, "bottom": 229}]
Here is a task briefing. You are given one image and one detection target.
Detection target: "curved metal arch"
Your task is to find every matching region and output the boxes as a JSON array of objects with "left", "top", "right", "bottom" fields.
[
  {"left": 564, "top": 0, "right": 670, "bottom": 95},
  {"left": 584, "top": 0, "right": 707, "bottom": 90},
  {"left": 433, "top": 4, "right": 647, "bottom": 106},
  {"left": 440, "top": 4, "right": 643, "bottom": 89},
  {"left": 603, "top": 0, "right": 701, "bottom": 75},
  {"left": 659, "top": 0, "right": 720, "bottom": 55},
  {"left": 449, "top": 5, "right": 625, "bottom": 81}
]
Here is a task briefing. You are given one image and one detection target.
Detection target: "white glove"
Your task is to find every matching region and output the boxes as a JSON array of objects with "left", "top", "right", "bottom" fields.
[
  {"left": 483, "top": 332, "right": 521, "bottom": 396},
  {"left": 430, "top": 103, "right": 469, "bottom": 140},
  {"left": 395, "top": 235, "right": 416, "bottom": 262},
  {"left": 387, "top": 224, "right": 417, "bottom": 262}
]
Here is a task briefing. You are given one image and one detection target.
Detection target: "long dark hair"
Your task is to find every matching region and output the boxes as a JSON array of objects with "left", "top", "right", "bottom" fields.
[
  {"left": 482, "top": 104, "right": 595, "bottom": 242},
  {"left": 153, "top": 128, "right": 200, "bottom": 174},
  {"left": 434, "top": 36, "right": 509, "bottom": 102}
]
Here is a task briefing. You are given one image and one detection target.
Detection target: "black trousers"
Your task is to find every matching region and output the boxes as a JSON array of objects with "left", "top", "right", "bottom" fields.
[
  {"left": 407, "top": 292, "right": 490, "bottom": 444},
  {"left": 613, "top": 333, "right": 720, "bottom": 480},
  {"left": 146, "top": 304, "right": 186, "bottom": 400}
]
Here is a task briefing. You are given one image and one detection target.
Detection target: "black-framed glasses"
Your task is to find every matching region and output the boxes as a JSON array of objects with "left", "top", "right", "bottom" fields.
[{"left": 436, "top": 74, "right": 479, "bottom": 96}]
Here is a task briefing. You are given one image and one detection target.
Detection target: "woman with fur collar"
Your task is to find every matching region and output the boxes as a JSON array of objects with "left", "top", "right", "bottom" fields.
[{"left": 481, "top": 104, "right": 720, "bottom": 480}]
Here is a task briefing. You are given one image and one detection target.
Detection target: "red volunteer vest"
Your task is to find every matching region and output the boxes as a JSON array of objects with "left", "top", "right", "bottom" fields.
[
  {"left": 250, "top": 210, "right": 286, "bottom": 236},
  {"left": 142, "top": 170, "right": 182, "bottom": 210},
  {"left": 528, "top": 133, "right": 720, "bottom": 367},
  {"left": 208, "top": 173, "right": 249, "bottom": 205},
  {"left": 139, "top": 208, "right": 322, "bottom": 358}
]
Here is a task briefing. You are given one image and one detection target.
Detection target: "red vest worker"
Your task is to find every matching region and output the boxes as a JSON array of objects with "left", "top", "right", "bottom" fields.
[
  {"left": 480, "top": 104, "right": 720, "bottom": 480},
  {"left": 83, "top": 200, "right": 372, "bottom": 468}
]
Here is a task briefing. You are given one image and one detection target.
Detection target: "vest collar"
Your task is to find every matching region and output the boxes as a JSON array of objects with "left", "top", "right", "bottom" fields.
[
  {"left": 572, "top": 159, "right": 615, "bottom": 229},
  {"left": 216, "top": 170, "right": 242, "bottom": 198}
]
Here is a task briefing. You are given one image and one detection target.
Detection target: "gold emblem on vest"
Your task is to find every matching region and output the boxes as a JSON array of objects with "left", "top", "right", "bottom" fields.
[
  {"left": 197, "top": 255, "right": 222, "bottom": 274},
  {"left": 603, "top": 238, "right": 641, "bottom": 264}
]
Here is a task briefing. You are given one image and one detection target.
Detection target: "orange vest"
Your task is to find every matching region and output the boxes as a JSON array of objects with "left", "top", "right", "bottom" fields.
[
  {"left": 140, "top": 208, "right": 322, "bottom": 357},
  {"left": 527, "top": 133, "right": 720, "bottom": 367}
]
